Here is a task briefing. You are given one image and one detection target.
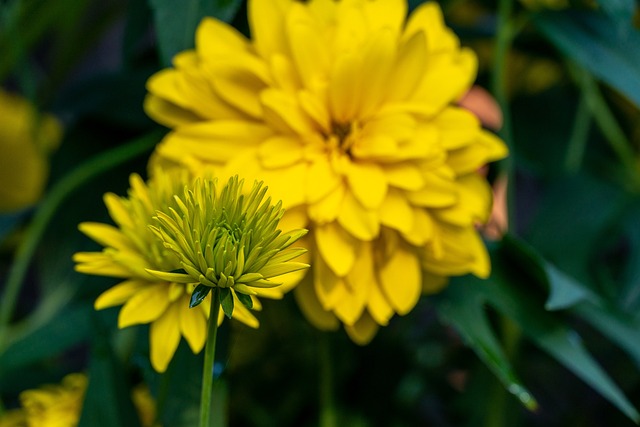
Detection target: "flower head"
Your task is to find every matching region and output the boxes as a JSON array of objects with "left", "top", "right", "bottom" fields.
[
  {"left": 0, "top": 89, "right": 62, "bottom": 212},
  {"left": 146, "top": 175, "right": 308, "bottom": 317},
  {"left": 73, "top": 169, "right": 303, "bottom": 371},
  {"left": 144, "top": 0, "right": 508, "bottom": 343}
]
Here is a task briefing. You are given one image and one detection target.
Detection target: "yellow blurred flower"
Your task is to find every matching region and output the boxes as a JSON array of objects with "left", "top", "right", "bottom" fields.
[
  {"left": 0, "top": 89, "right": 62, "bottom": 212},
  {"left": 0, "top": 374, "right": 159, "bottom": 427},
  {"left": 144, "top": 0, "right": 507, "bottom": 343},
  {"left": 73, "top": 170, "right": 274, "bottom": 372}
]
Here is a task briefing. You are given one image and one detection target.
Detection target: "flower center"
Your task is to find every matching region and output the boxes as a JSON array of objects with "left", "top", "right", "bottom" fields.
[{"left": 331, "top": 120, "right": 358, "bottom": 155}]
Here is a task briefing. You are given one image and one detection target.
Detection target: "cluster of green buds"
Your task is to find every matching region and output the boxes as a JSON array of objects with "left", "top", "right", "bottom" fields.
[{"left": 146, "top": 176, "right": 308, "bottom": 317}]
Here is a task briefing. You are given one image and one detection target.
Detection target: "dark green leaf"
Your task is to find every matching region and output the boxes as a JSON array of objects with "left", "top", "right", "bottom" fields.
[
  {"left": 433, "top": 286, "right": 538, "bottom": 410},
  {"left": 220, "top": 287, "right": 234, "bottom": 318},
  {"left": 597, "top": 0, "right": 636, "bottom": 23},
  {"left": 236, "top": 291, "right": 253, "bottom": 310},
  {"left": 78, "top": 313, "right": 141, "bottom": 427},
  {"left": 149, "top": 0, "right": 244, "bottom": 66},
  {"left": 535, "top": 11, "right": 640, "bottom": 107},
  {"left": 482, "top": 247, "right": 640, "bottom": 423},
  {"left": 0, "top": 304, "right": 92, "bottom": 375},
  {"left": 190, "top": 284, "right": 211, "bottom": 308}
]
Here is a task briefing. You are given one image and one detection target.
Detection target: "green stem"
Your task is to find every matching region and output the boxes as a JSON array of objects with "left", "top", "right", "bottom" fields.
[
  {"left": 486, "top": 317, "right": 522, "bottom": 427},
  {"left": 319, "top": 333, "right": 337, "bottom": 427},
  {"left": 0, "top": 130, "right": 162, "bottom": 353},
  {"left": 564, "top": 91, "right": 591, "bottom": 173},
  {"left": 492, "top": 0, "right": 517, "bottom": 233},
  {"left": 200, "top": 287, "right": 221, "bottom": 427},
  {"left": 568, "top": 63, "right": 640, "bottom": 188}
]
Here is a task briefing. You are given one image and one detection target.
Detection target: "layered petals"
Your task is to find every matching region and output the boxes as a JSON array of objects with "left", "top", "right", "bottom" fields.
[{"left": 144, "top": 0, "right": 508, "bottom": 343}]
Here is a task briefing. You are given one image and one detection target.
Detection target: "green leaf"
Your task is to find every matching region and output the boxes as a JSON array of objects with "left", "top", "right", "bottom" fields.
[
  {"left": 574, "top": 301, "right": 640, "bottom": 368},
  {"left": 149, "top": 0, "right": 244, "bottom": 66},
  {"left": 78, "top": 313, "right": 141, "bottom": 427},
  {"left": 236, "top": 291, "right": 253, "bottom": 310},
  {"left": 502, "top": 236, "right": 599, "bottom": 310},
  {"left": 0, "top": 304, "right": 92, "bottom": 375},
  {"left": 433, "top": 287, "right": 538, "bottom": 410},
  {"left": 597, "top": 0, "right": 636, "bottom": 23},
  {"left": 482, "top": 247, "right": 640, "bottom": 423},
  {"left": 219, "top": 287, "right": 234, "bottom": 318},
  {"left": 190, "top": 284, "right": 211, "bottom": 308},
  {"left": 535, "top": 11, "right": 640, "bottom": 107}
]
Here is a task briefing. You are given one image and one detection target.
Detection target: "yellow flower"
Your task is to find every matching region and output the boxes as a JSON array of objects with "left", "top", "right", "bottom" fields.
[
  {"left": 144, "top": 0, "right": 508, "bottom": 343},
  {"left": 0, "top": 89, "right": 62, "bottom": 212},
  {"left": 0, "top": 374, "right": 159, "bottom": 427},
  {"left": 0, "top": 373, "right": 88, "bottom": 427},
  {"left": 73, "top": 170, "right": 277, "bottom": 372},
  {"left": 147, "top": 176, "right": 308, "bottom": 316}
]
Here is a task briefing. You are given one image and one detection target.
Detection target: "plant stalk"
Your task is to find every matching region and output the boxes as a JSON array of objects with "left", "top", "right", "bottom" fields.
[{"left": 200, "top": 287, "right": 221, "bottom": 427}]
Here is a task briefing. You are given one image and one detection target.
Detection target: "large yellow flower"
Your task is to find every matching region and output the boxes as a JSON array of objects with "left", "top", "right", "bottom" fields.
[
  {"left": 73, "top": 170, "right": 298, "bottom": 372},
  {"left": 144, "top": 0, "right": 508, "bottom": 343}
]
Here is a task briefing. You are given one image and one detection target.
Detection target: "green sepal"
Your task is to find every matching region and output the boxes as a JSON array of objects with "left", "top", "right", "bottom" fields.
[
  {"left": 189, "top": 284, "right": 211, "bottom": 308},
  {"left": 236, "top": 292, "right": 253, "bottom": 310},
  {"left": 219, "top": 288, "right": 234, "bottom": 318}
]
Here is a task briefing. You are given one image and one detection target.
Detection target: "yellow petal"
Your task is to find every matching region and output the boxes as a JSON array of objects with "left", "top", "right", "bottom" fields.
[
  {"left": 314, "top": 251, "right": 349, "bottom": 309},
  {"left": 103, "top": 193, "right": 133, "bottom": 229},
  {"left": 344, "top": 311, "right": 379, "bottom": 345},
  {"left": 293, "top": 273, "right": 340, "bottom": 330},
  {"left": 179, "top": 295, "right": 207, "bottom": 353},
  {"left": 337, "top": 191, "right": 380, "bottom": 241},
  {"left": 334, "top": 241, "right": 375, "bottom": 325},
  {"left": 411, "top": 49, "right": 477, "bottom": 115},
  {"left": 258, "top": 136, "right": 304, "bottom": 169},
  {"left": 346, "top": 161, "right": 387, "bottom": 209},
  {"left": 367, "top": 279, "right": 394, "bottom": 326},
  {"left": 382, "top": 163, "right": 425, "bottom": 191},
  {"left": 447, "top": 130, "right": 508, "bottom": 175},
  {"left": 196, "top": 17, "right": 249, "bottom": 57},
  {"left": 379, "top": 241, "right": 421, "bottom": 316},
  {"left": 422, "top": 224, "right": 490, "bottom": 278},
  {"left": 73, "top": 252, "right": 136, "bottom": 278},
  {"left": 249, "top": 0, "right": 289, "bottom": 59},
  {"left": 328, "top": 52, "right": 361, "bottom": 123},
  {"left": 385, "top": 30, "right": 427, "bottom": 103},
  {"left": 118, "top": 283, "right": 170, "bottom": 328},
  {"left": 230, "top": 292, "right": 260, "bottom": 328},
  {"left": 94, "top": 280, "right": 148, "bottom": 310},
  {"left": 287, "top": 3, "right": 331, "bottom": 90},
  {"left": 261, "top": 89, "right": 316, "bottom": 135},
  {"left": 78, "top": 222, "right": 133, "bottom": 252},
  {"left": 356, "top": 28, "right": 396, "bottom": 117},
  {"left": 315, "top": 221, "right": 358, "bottom": 277},
  {"left": 434, "top": 106, "right": 481, "bottom": 150},
  {"left": 433, "top": 174, "right": 492, "bottom": 226},
  {"left": 379, "top": 188, "right": 414, "bottom": 234},
  {"left": 143, "top": 95, "right": 200, "bottom": 128},
  {"left": 405, "top": 171, "right": 458, "bottom": 208},
  {"left": 298, "top": 90, "right": 331, "bottom": 133},
  {"left": 256, "top": 162, "right": 307, "bottom": 209},
  {"left": 159, "top": 120, "right": 271, "bottom": 163},
  {"left": 308, "top": 183, "right": 345, "bottom": 225},
  {"left": 403, "top": 2, "right": 458, "bottom": 53},
  {"left": 306, "top": 157, "right": 341, "bottom": 204},
  {"left": 362, "top": 0, "right": 406, "bottom": 34},
  {"left": 401, "top": 207, "right": 434, "bottom": 246},
  {"left": 211, "top": 66, "right": 265, "bottom": 118},
  {"left": 150, "top": 302, "right": 181, "bottom": 372}
]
